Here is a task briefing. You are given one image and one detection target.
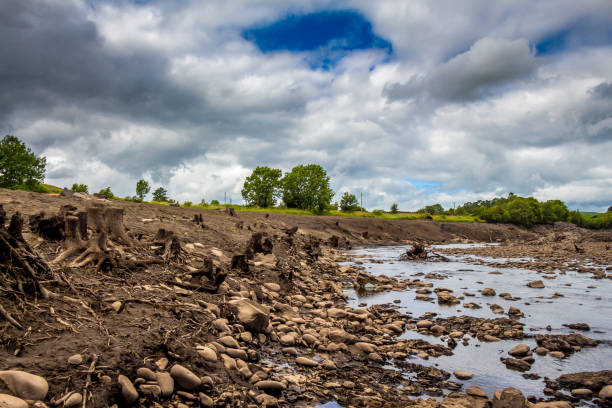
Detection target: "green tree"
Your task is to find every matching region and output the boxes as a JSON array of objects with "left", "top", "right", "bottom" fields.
[
  {"left": 607, "top": 205, "right": 612, "bottom": 213},
  {"left": 152, "top": 187, "right": 169, "bottom": 202},
  {"left": 390, "top": 203, "right": 399, "bottom": 214},
  {"left": 339, "top": 192, "right": 360, "bottom": 212},
  {"left": 281, "top": 164, "right": 334, "bottom": 212},
  {"left": 136, "top": 179, "right": 151, "bottom": 201},
  {"left": 210, "top": 199, "right": 220, "bottom": 206},
  {"left": 0, "top": 135, "right": 46, "bottom": 189},
  {"left": 71, "top": 183, "right": 88, "bottom": 193},
  {"left": 417, "top": 203, "right": 444, "bottom": 215},
  {"left": 241, "top": 166, "right": 282, "bottom": 207}
]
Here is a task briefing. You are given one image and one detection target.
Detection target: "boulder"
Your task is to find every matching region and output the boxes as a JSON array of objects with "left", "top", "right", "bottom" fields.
[
  {"left": 0, "top": 370, "right": 49, "bottom": 401},
  {"left": 599, "top": 384, "right": 612, "bottom": 399},
  {"left": 226, "top": 299, "right": 270, "bottom": 332},
  {"left": 492, "top": 387, "right": 525, "bottom": 408}
]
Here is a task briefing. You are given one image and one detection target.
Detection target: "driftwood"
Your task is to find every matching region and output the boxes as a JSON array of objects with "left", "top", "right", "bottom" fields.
[{"left": 399, "top": 243, "right": 427, "bottom": 260}]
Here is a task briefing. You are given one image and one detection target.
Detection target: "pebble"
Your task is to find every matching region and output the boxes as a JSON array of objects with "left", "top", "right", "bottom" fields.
[
  {"left": 218, "top": 335, "right": 240, "bottom": 349},
  {"left": 199, "top": 393, "right": 214, "bottom": 407},
  {"left": 110, "top": 301, "right": 122, "bottom": 312},
  {"left": 64, "top": 392, "right": 82, "bottom": 408},
  {"left": 197, "top": 346, "right": 218, "bottom": 362},
  {"left": 527, "top": 280, "right": 545, "bottom": 288},
  {"left": 170, "top": 364, "right": 201, "bottom": 391},
  {"left": 295, "top": 357, "right": 318, "bottom": 367},
  {"left": 0, "top": 370, "right": 49, "bottom": 401},
  {"left": 549, "top": 351, "right": 565, "bottom": 359},
  {"left": 136, "top": 367, "right": 157, "bottom": 381},
  {"left": 466, "top": 386, "right": 487, "bottom": 398},
  {"left": 482, "top": 288, "right": 496, "bottom": 296},
  {"left": 155, "top": 357, "right": 169, "bottom": 371},
  {"left": 67, "top": 354, "right": 83, "bottom": 366},
  {"left": 508, "top": 344, "right": 530, "bottom": 357},
  {"left": 0, "top": 394, "right": 28, "bottom": 408},
  {"left": 117, "top": 375, "right": 139, "bottom": 404},
  {"left": 255, "top": 380, "right": 285, "bottom": 392},
  {"left": 416, "top": 320, "right": 433, "bottom": 329},
  {"left": 139, "top": 384, "right": 161, "bottom": 399},
  {"left": 600, "top": 385, "right": 612, "bottom": 399},
  {"left": 571, "top": 388, "right": 592, "bottom": 398},
  {"left": 264, "top": 282, "right": 281, "bottom": 292},
  {"left": 155, "top": 372, "right": 174, "bottom": 397},
  {"left": 453, "top": 371, "right": 473, "bottom": 380},
  {"left": 535, "top": 347, "right": 548, "bottom": 355}
]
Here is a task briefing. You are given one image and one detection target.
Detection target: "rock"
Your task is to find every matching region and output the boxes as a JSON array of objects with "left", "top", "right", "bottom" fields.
[
  {"left": 170, "top": 365, "right": 201, "bottom": 391},
  {"left": 328, "top": 328, "right": 356, "bottom": 344},
  {"left": 136, "top": 367, "right": 157, "bottom": 381},
  {"left": 155, "top": 372, "right": 174, "bottom": 397},
  {"left": 508, "top": 344, "right": 530, "bottom": 357},
  {"left": 549, "top": 351, "right": 565, "bottom": 359},
  {"left": 197, "top": 346, "right": 218, "bottom": 362},
  {"left": 212, "top": 318, "right": 230, "bottom": 332},
  {"left": 255, "top": 380, "right": 286, "bottom": 393},
  {"left": 416, "top": 320, "right": 433, "bottom": 329},
  {"left": 570, "top": 388, "right": 592, "bottom": 398},
  {"left": 527, "top": 280, "right": 545, "bottom": 288},
  {"left": 117, "top": 375, "right": 139, "bottom": 404},
  {"left": 0, "top": 394, "right": 28, "bottom": 408},
  {"left": 199, "top": 393, "right": 214, "bottom": 407},
  {"left": 535, "top": 347, "right": 548, "bottom": 355},
  {"left": 454, "top": 371, "right": 473, "bottom": 380},
  {"left": 532, "top": 402, "right": 572, "bottom": 408},
  {"left": 0, "top": 370, "right": 49, "bottom": 401},
  {"left": 264, "top": 282, "right": 281, "bottom": 292},
  {"left": 226, "top": 299, "right": 270, "bottom": 332},
  {"left": 279, "top": 334, "right": 295, "bottom": 346},
  {"left": 139, "top": 384, "right": 161, "bottom": 399},
  {"left": 557, "top": 370, "right": 612, "bottom": 392},
  {"left": 218, "top": 335, "right": 240, "bottom": 349},
  {"left": 466, "top": 386, "right": 487, "bottom": 398},
  {"left": 484, "top": 335, "right": 501, "bottom": 342},
  {"left": 482, "top": 288, "right": 496, "bottom": 296},
  {"left": 295, "top": 357, "right": 318, "bottom": 367},
  {"left": 111, "top": 301, "right": 122, "bottom": 312},
  {"left": 62, "top": 393, "right": 81, "bottom": 408},
  {"left": 155, "top": 358, "right": 169, "bottom": 371},
  {"left": 355, "top": 342, "right": 377, "bottom": 354},
  {"left": 67, "top": 354, "right": 83, "bottom": 365},
  {"left": 599, "top": 385, "right": 612, "bottom": 399},
  {"left": 501, "top": 357, "right": 532, "bottom": 372},
  {"left": 492, "top": 387, "right": 525, "bottom": 408},
  {"left": 563, "top": 323, "right": 590, "bottom": 331},
  {"left": 368, "top": 352, "right": 384, "bottom": 362}
]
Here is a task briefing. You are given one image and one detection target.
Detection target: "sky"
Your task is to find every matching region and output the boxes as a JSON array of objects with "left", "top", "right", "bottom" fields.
[{"left": 1, "top": 0, "right": 611, "bottom": 211}]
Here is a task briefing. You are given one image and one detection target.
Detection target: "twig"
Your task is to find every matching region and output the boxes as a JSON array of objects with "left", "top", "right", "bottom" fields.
[
  {"left": 0, "top": 302, "right": 23, "bottom": 329},
  {"left": 82, "top": 354, "right": 98, "bottom": 408}
]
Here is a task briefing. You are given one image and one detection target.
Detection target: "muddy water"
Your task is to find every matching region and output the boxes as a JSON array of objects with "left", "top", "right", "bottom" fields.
[{"left": 343, "top": 244, "right": 612, "bottom": 404}]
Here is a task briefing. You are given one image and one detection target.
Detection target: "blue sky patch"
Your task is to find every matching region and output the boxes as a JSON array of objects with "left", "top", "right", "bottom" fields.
[
  {"left": 242, "top": 10, "right": 392, "bottom": 69},
  {"left": 536, "top": 20, "right": 612, "bottom": 55},
  {"left": 405, "top": 179, "right": 442, "bottom": 190}
]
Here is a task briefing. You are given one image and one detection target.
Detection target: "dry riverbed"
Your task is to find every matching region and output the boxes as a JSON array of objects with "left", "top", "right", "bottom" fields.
[{"left": 1, "top": 189, "right": 611, "bottom": 407}]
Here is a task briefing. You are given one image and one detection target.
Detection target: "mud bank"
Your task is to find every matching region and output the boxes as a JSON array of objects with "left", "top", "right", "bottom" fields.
[{"left": 1, "top": 189, "right": 611, "bottom": 407}]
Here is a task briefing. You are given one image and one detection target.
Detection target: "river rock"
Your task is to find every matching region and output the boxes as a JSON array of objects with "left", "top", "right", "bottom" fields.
[
  {"left": 0, "top": 370, "right": 49, "bottom": 401},
  {"left": 136, "top": 367, "right": 157, "bottom": 381},
  {"left": 199, "top": 393, "right": 214, "bottom": 407},
  {"left": 416, "top": 320, "right": 433, "bottom": 329},
  {"left": 482, "top": 288, "right": 496, "bottom": 296},
  {"left": 508, "top": 344, "right": 530, "bottom": 357},
  {"left": 64, "top": 392, "right": 83, "bottom": 408},
  {"left": 197, "top": 346, "right": 218, "bottom": 362},
  {"left": 527, "top": 280, "right": 545, "bottom": 288},
  {"left": 355, "top": 342, "right": 377, "bottom": 354},
  {"left": 264, "top": 282, "right": 281, "bottom": 292},
  {"left": 532, "top": 402, "right": 572, "bottom": 408},
  {"left": 212, "top": 318, "right": 230, "bottom": 332},
  {"left": 557, "top": 370, "right": 612, "bottom": 392},
  {"left": 255, "top": 380, "right": 285, "bottom": 392},
  {"left": 218, "top": 335, "right": 240, "bottom": 349},
  {"left": 117, "top": 375, "right": 139, "bottom": 404},
  {"left": 170, "top": 365, "right": 201, "bottom": 391},
  {"left": 571, "top": 388, "right": 592, "bottom": 398},
  {"left": 155, "top": 372, "right": 174, "bottom": 397},
  {"left": 296, "top": 357, "right": 318, "bottom": 367},
  {"left": 139, "top": 384, "right": 161, "bottom": 399},
  {"left": 492, "top": 387, "right": 525, "bottom": 408},
  {"left": 466, "top": 386, "right": 487, "bottom": 398},
  {"left": 0, "top": 394, "right": 28, "bottom": 408},
  {"left": 454, "top": 371, "right": 473, "bottom": 380},
  {"left": 226, "top": 299, "right": 270, "bottom": 332}
]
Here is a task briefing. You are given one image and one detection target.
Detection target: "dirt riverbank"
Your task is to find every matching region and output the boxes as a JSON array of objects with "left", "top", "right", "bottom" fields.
[{"left": 1, "top": 189, "right": 611, "bottom": 407}]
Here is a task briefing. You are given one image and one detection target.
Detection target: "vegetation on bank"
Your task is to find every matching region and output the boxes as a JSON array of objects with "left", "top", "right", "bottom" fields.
[{"left": 1, "top": 135, "right": 610, "bottom": 228}]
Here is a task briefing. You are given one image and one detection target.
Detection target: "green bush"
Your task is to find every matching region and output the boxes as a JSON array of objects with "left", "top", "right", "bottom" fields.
[
  {"left": 372, "top": 209, "right": 384, "bottom": 216},
  {"left": 390, "top": 203, "right": 398, "bottom": 214},
  {"left": 210, "top": 199, "right": 220, "bottom": 205},
  {"left": 71, "top": 183, "right": 88, "bottom": 193},
  {"left": 339, "top": 192, "right": 360, "bottom": 212},
  {"left": 183, "top": 201, "right": 192, "bottom": 207},
  {"left": 98, "top": 187, "right": 115, "bottom": 199}
]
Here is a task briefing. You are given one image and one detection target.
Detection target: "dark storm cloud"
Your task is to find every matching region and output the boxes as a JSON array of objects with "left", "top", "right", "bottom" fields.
[
  {"left": 589, "top": 82, "right": 612, "bottom": 99},
  {"left": 384, "top": 38, "right": 537, "bottom": 103}
]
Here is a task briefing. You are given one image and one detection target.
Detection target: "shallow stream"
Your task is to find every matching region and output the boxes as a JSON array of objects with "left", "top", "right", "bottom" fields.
[{"left": 342, "top": 244, "right": 612, "bottom": 405}]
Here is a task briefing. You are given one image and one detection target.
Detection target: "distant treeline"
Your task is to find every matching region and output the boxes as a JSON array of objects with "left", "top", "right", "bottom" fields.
[{"left": 419, "top": 193, "right": 612, "bottom": 229}]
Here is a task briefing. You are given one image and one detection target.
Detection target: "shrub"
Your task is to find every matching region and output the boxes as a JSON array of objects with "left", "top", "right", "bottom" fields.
[
  {"left": 372, "top": 209, "right": 384, "bottom": 216},
  {"left": 71, "top": 183, "right": 88, "bottom": 193},
  {"left": 210, "top": 199, "right": 220, "bottom": 205},
  {"left": 152, "top": 187, "right": 169, "bottom": 202},
  {"left": 390, "top": 203, "right": 399, "bottom": 214},
  {"left": 97, "top": 187, "right": 115, "bottom": 199},
  {"left": 183, "top": 201, "right": 192, "bottom": 207}
]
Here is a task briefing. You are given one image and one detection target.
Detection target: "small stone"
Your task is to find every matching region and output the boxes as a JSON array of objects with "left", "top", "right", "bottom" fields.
[
  {"left": 484, "top": 335, "right": 501, "bottom": 342},
  {"left": 281, "top": 347, "right": 298, "bottom": 356},
  {"left": 170, "top": 364, "right": 201, "bottom": 391},
  {"left": 527, "top": 280, "right": 545, "bottom": 288},
  {"left": 197, "top": 346, "right": 218, "bottom": 362},
  {"left": 218, "top": 335, "right": 240, "bottom": 349},
  {"left": 139, "top": 384, "right": 161, "bottom": 399},
  {"left": 508, "top": 344, "right": 530, "bottom": 357},
  {"left": 535, "top": 347, "right": 548, "bottom": 355},
  {"left": 117, "top": 375, "right": 139, "bottom": 404},
  {"left": 343, "top": 381, "right": 355, "bottom": 389},
  {"left": 0, "top": 370, "right": 49, "bottom": 401},
  {"left": 136, "top": 367, "right": 157, "bottom": 381},
  {"left": 111, "top": 301, "right": 122, "bottom": 312},
  {"left": 0, "top": 394, "right": 28, "bottom": 408},
  {"left": 599, "top": 385, "right": 612, "bottom": 399},
  {"left": 453, "top": 371, "right": 473, "bottom": 380},
  {"left": 279, "top": 334, "right": 295, "bottom": 346},
  {"left": 67, "top": 354, "right": 83, "bottom": 365},
  {"left": 295, "top": 357, "right": 318, "bottom": 367},
  {"left": 255, "top": 380, "right": 285, "bottom": 392},
  {"left": 368, "top": 352, "right": 383, "bottom": 362},
  {"left": 199, "top": 393, "right": 214, "bottom": 407},
  {"left": 549, "top": 351, "right": 565, "bottom": 359},
  {"left": 466, "top": 386, "right": 487, "bottom": 398},
  {"left": 212, "top": 319, "right": 230, "bottom": 333},
  {"left": 264, "top": 282, "right": 281, "bottom": 292},
  {"left": 155, "top": 357, "right": 169, "bottom": 371},
  {"left": 492, "top": 387, "right": 525, "bottom": 408},
  {"left": 416, "top": 320, "right": 433, "bottom": 329},
  {"left": 482, "top": 288, "right": 496, "bottom": 296},
  {"left": 155, "top": 372, "right": 174, "bottom": 397},
  {"left": 571, "top": 388, "right": 592, "bottom": 398},
  {"left": 64, "top": 392, "right": 82, "bottom": 408}
]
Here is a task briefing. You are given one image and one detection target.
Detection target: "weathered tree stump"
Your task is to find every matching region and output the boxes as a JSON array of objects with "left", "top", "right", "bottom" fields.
[
  {"left": 154, "top": 228, "right": 183, "bottom": 263},
  {"left": 246, "top": 232, "right": 273, "bottom": 259},
  {"left": 0, "top": 204, "right": 6, "bottom": 228}
]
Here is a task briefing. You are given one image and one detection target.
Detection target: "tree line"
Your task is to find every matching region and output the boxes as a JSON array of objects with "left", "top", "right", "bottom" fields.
[{"left": 1, "top": 134, "right": 610, "bottom": 228}]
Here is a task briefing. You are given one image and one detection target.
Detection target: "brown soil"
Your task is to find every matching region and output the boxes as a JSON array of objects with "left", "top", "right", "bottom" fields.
[{"left": 0, "top": 188, "right": 610, "bottom": 408}]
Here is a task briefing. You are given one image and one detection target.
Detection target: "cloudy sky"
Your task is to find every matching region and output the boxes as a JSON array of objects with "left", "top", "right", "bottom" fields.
[{"left": 2, "top": 0, "right": 612, "bottom": 211}]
